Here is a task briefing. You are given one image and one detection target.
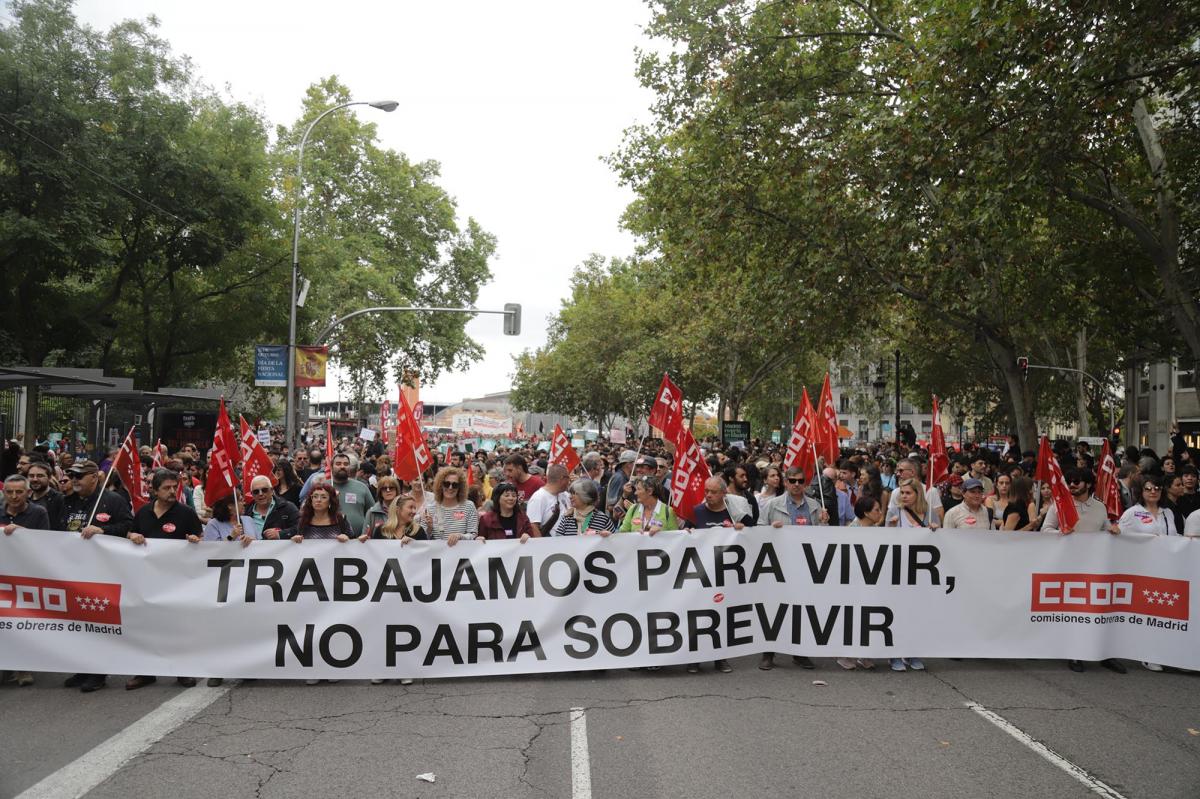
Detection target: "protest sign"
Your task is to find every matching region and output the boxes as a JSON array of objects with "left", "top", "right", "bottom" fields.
[{"left": 1, "top": 529, "right": 1196, "bottom": 679}]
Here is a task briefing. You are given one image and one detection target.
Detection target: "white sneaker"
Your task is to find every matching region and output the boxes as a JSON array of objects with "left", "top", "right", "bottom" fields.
[
  {"left": 908, "top": 658, "right": 925, "bottom": 671},
  {"left": 1142, "top": 661, "right": 1164, "bottom": 672},
  {"left": 370, "top": 679, "right": 384, "bottom": 685},
  {"left": 400, "top": 678, "right": 414, "bottom": 685},
  {"left": 305, "top": 679, "right": 319, "bottom": 685}
]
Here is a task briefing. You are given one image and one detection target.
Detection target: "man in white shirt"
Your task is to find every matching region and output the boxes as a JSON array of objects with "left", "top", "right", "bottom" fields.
[
  {"left": 528, "top": 464, "right": 571, "bottom": 536},
  {"left": 886, "top": 458, "right": 944, "bottom": 525},
  {"left": 1043, "top": 468, "right": 1118, "bottom": 535},
  {"left": 1044, "top": 467, "right": 1126, "bottom": 675},
  {"left": 943, "top": 479, "right": 991, "bottom": 530}
]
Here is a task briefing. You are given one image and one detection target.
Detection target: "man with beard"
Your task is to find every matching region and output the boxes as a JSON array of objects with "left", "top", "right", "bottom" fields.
[
  {"left": 300, "top": 452, "right": 372, "bottom": 534},
  {"left": 1042, "top": 467, "right": 1126, "bottom": 675},
  {"left": 59, "top": 460, "right": 134, "bottom": 693},
  {"left": 26, "top": 461, "right": 65, "bottom": 529}
]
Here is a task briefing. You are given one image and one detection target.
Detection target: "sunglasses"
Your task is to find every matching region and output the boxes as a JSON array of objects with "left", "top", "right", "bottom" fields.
[
  {"left": 443, "top": 482, "right": 460, "bottom": 489},
  {"left": 251, "top": 487, "right": 272, "bottom": 496},
  {"left": 380, "top": 486, "right": 398, "bottom": 493},
  {"left": 1143, "top": 485, "right": 1161, "bottom": 492},
  {"left": 786, "top": 478, "right": 805, "bottom": 484}
]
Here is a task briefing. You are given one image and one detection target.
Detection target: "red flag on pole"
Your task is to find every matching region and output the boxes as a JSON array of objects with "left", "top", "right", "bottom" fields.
[
  {"left": 239, "top": 416, "right": 277, "bottom": 497},
  {"left": 548, "top": 424, "right": 582, "bottom": 472},
  {"left": 926, "top": 395, "right": 949, "bottom": 491},
  {"left": 380, "top": 400, "right": 391, "bottom": 448},
  {"left": 782, "top": 387, "right": 818, "bottom": 479},
  {"left": 669, "top": 424, "right": 711, "bottom": 523},
  {"left": 649, "top": 373, "right": 684, "bottom": 443},
  {"left": 392, "top": 387, "right": 433, "bottom": 482},
  {"left": 204, "top": 398, "right": 239, "bottom": 504},
  {"left": 114, "top": 426, "right": 148, "bottom": 512},
  {"left": 1094, "top": 439, "right": 1122, "bottom": 521},
  {"left": 151, "top": 439, "right": 167, "bottom": 471},
  {"left": 1035, "top": 436, "right": 1079, "bottom": 533},
  {"left": 324, "top": 418, "right": 334, "bottom": 481},
  {"left": 816, "top": 373, "right": 840, "bottom": 465}
]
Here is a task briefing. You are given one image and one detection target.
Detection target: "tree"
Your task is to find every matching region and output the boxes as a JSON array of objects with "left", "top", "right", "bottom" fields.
[{"left": 275, "top": 78, "right": 496, "bottom": 402}]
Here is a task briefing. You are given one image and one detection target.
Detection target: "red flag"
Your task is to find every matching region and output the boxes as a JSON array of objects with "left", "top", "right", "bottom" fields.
[
  {"left": 669, "top": 424, "right": 711, "bottom": 523},
  {"left": 204, "top": 398, "right": 239, "bottom": 504},
  {"left": 782, "top": 387, "right": 818, "bottom": 479},
  {"left": 1094, "top": 439, "right": 1122, "bottom": 521},
  {"left": 649, "top": 373, "right": 684, "bottom": 443},
  {"left": 114, "top": 426, "right": 148, "bottom": 512},
  {"left": 379, "top": 400, "right": 391, "bottom": 448},
  {"left": 239, "top": 416, "right": 277, "bottom": 497},
  {"left": 466, "top": 459, "right": 475, "bottom": 487},
  {"left": 548, "top": 424, "right": 582, "bottom": 472},
  {"left": 815, "top": 373, "right": 840, "bottom": 464},
  {"left": 926, "top": 395, "right": 949, "bottom": 491},
  {"left": 1035, "top": 436, "right": 1079, "bottom": 533},
  {"left": 324, "top": 418, "right": 334, "bottom": 481},
  {"left": 151, "top": 439, "right": 167, "bottom": 471},
  {"left": 392, "top": 387, "right": 433, "bottom": 482}
]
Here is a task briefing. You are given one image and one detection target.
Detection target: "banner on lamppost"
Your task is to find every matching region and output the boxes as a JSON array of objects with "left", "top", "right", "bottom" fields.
[
  {"left": 254, "top": 345, "right": 288, "bottom": 388},
  {"left": 294, "top": 346, "right": 329, "bottom": 388}
]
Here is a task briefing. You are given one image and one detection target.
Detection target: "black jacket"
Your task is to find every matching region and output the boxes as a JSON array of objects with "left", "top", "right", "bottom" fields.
[
  {"left": 258, "top": 498, "right": 300, "bottom": 538},
  {"left": 30, "top": 487, "right": 66, "bottom": 530},
  {"left": 61, "top": 489, "right": 134, "bottom": 536}
]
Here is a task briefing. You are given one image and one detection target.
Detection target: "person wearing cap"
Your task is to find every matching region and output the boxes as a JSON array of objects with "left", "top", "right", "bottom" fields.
[
  {"left": 59, "top": 459, "right": 134, "bottom": 693},
  {"left": 942, "top": 479, "right": 991, "bottom": 530},
  {"left": 605, "top": 449, "right": 638, "bottom": 512}
]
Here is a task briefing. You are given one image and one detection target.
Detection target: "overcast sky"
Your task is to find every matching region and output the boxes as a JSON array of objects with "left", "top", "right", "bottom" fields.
[{"left": 71, "top": 0, "right": 656, "bottom": 405}]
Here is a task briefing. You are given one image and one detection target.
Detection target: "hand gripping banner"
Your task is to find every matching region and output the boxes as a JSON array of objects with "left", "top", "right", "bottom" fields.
[{"left": 1, "top": 529, "right": 1196, "bottom": 679}]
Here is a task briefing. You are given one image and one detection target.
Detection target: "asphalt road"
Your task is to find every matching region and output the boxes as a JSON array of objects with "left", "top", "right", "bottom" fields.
[{"left": 2, "top": 658, "right": 1198, "bottom": 799}]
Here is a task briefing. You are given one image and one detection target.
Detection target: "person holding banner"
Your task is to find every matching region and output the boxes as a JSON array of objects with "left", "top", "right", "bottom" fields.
[
  {"left": 555, "top": 478, "right": 617, "bottom": 537},
  {"left": 362, "top": 476, "right": 402, "bottom": 539},
  {"left": 202, "top": 495, "right": 250, "bottom": 545},
  {"left": 62, "top": 460, "right": 134, "bottom": 539},
  {"left": 423, "top": 467, "right": 478, "bottom": 544},
  {"left": 528, "top": 464, "right": 571, "bottom": 536},
  {"left": 886, "top": 478, "right": 939, "bottom": 530},
  {"left": 618, "top": 476, "right": 677, "bottom": 534},
  {"left": 1118, "top": 475, "right": 1178, "bottom": 536},
  {"left": 293, "top": 485, "right": 355, "bottom": 542},
  {"left": 379, "top": 491, "right": 426, "bottom": 543},
  {"left": 1043, "top": 469, "right": 1117, "bottom": 536},
  {"left": 762, "top": 467, "right": 828, "bottom": 528},
  {"left": 478, "top": 482, "right": 534, "bottom": 541},
  {"left": 1001, "top": 477, "right": 1041, "bottom": 531}
]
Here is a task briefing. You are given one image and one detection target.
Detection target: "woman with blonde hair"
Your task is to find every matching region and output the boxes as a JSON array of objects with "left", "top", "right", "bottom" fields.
[
  {"left": 423, "top": 466, "right": 478, "bottom": 545},
  {"left": 378, "top": 492, "right": 425, "bottom": 541},
  {"left": 886, "top": 478, "right": 938, "bottom": 529},
  {"left": 361, "top": 476, "right": 402, "bottom": 539}
]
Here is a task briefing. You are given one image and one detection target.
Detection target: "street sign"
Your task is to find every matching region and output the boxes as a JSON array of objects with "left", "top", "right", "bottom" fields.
[
  {"left": 254, "top": 345, "right": 288, "bottom": 387},
  {"left": 720, "top": 420, "right": 751, "bottom": 445}
]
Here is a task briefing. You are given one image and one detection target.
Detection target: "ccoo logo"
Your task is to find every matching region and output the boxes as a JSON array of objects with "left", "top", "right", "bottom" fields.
[
  {"left": 0, "top": 575, "right": 122, "bottom": 625},
  {"left": 1031, "top": 573, "right": 1188, "bottom": 621}
]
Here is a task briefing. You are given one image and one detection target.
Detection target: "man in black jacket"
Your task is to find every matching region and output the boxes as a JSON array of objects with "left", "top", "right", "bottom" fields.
[
  {"left": 59, "top": 460, "right": 134, "bottom": 693},
  {"left": 27, "top": 461, "right": 65, "bottom": 529},
  {"left": 247, "top": 474, "right": 300, "bottom": 539}
]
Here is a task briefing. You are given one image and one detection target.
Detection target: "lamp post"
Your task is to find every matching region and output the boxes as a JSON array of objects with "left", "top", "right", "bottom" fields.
[
  {"left": 286, "top": 99, "right": 398, "bottom": 451},
  {"left": 872, "top": 372, "right": 887, "bottom": 443}
]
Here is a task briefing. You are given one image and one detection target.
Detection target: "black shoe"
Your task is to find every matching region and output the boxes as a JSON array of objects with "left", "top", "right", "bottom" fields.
[
  {"left": 686, "top": 663, "right": 700, "bottom": 674},
  {"left": 176, "top": 676, "right": 197, "bottom": 687},
  {"left": 1101, "top": 659, "right": 1127, "bottom": 674},
  {"left": 1068, "top": 660, "right": 1085, "bottom": 673},
  {"left": 714, "top": 659, "right": 733, "bottom": 673},
  {"left": 80, "top": 676, "right": 107, "bottom": 693},
  {"left": 793, "top": 656, "right": 815, "bottom": 669},
  {"left": 64, "top": 673, "right": 88, "bottom": 688},
  {"left": 206, "top": 677, "right": 224, "bottom": 687},
  {"left": 125, "top": 675, "right": 157, "bottom": 691}
]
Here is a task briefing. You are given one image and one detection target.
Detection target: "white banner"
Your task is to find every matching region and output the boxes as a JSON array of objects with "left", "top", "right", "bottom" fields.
[
  {"left": 1, "top": 529, "right": 1196, "bottom": 679},
  {"left": 451, "top": 414, "right": 512, "bottom": 434}
]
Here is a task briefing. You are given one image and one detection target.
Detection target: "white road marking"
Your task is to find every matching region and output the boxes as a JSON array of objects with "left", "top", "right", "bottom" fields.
[
  {"left": 570, "top": 706, "right": 592, "bottom": 799},
  {"left": 15, "top": 683, "right": 233, "bottom": 799},
  {"left": 966, "top": 702, "right": 1128, "bottom": 799}
]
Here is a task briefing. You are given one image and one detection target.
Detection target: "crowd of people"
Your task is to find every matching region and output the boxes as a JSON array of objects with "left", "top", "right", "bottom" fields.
[{"left": 2, "top": 423, "right": 1197, "bottom": 690}]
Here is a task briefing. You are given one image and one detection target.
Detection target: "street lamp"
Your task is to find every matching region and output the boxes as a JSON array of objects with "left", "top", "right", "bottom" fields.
[
  {"left": 872, "top": 371, "right": 887, "bottom": 442},
  {"left": 286, "top": 99, "right": 398, "bottom": 450}
]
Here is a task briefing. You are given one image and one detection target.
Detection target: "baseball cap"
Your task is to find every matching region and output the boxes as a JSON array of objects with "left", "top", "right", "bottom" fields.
[
  {"left": 962, "top": 478, "right": 984, "bottom": 491},
  {"left": 68, "top": 459, "right": 99, "bottom": 475}
]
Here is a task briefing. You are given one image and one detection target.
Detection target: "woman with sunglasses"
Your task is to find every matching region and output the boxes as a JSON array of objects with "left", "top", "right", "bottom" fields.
[
  {"left": 422, "top": 467, "right": 478, "bottom": 546},
  {"left": 1118, "top": 474, "right": 1177, "bottom": 672},
  {"left": 362, "top": 476, "right": 402, "bottom": 540}
]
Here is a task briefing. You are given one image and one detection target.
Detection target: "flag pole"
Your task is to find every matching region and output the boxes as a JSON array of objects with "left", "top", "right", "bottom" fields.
[
  {"left": 87, "top": 424, "right": 135, "bottom": 528},
  {"left": 810, "top": 442, "right": 826, "bottom": 510}
]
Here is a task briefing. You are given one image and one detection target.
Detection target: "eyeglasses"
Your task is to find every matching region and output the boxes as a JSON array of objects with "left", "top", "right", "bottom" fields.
[
  {"left": 1143, "top": 485, "right": 1161, "bottom": 492},
  {"left": 380, "top": 486, "right": 398, "bottom": 493},
  {"left": 251, "top": 487, "right": 272, "bottom": 496}
]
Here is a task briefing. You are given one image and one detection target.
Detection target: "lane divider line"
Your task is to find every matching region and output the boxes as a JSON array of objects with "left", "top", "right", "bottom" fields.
[
  {"left": 965, "top": 702, "right": 1128, "bottom": 799},
  {"left": 570, "top": 707, "right": 592, "bottom": 799}
]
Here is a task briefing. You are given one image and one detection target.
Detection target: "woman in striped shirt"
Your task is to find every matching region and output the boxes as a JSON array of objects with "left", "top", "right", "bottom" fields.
[{"left": 422, "top": 467, "right": 478, "bottom": 545}]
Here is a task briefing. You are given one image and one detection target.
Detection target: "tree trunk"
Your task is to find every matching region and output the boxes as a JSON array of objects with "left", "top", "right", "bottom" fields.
[
  {"left": 1075, "top": 330, "right": 1090, "bottom": 437},
  {"left": 985, "top": 337, "right": 1038, "bottom": 450}
]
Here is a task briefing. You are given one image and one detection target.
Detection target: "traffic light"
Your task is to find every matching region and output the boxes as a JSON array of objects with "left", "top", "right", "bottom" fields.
[
  {"left": 503, "top": 303, "right": 521, "bottom": 336},
  {"left": 1017, "top": 356, "right": 1029, "bottom": 382}
]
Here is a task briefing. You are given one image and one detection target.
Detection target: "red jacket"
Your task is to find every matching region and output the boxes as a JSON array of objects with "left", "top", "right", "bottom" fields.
[{"left": 477, "top": 509, "right": 534, "bottom": 540}]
